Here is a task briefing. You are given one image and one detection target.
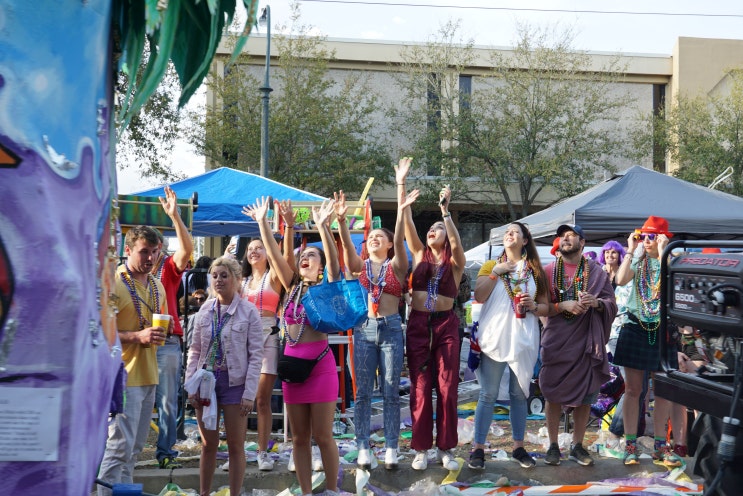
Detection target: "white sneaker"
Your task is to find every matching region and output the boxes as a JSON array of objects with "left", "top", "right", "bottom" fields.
[
  {"left": 287, "top": 452, "right": 295, "bottom": 472},
  {"left": 384, "top": 448, "right": 398, "bottom": 470},
  {"left": 312, "top": 446, "right": 324, "bottom": 471},
  {"left": 411, "top": 450, "right": 428, "bottom": 471},
  {"left": 439, "top": 449, "right": 459, "bottom": 471},
  {"left": 257, "top": 451, "right": 274, "bottom": 471},
  {"left": 220, "top": 459, "right": 230, "bottom": 471},
  {"left": 357, "top": 448, "right": 372, "bottom": 469}
]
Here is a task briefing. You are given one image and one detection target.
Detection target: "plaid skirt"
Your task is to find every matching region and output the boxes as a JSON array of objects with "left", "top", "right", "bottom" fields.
[{"left": 612, "top": 317, "right": 678, "bottom": 372}]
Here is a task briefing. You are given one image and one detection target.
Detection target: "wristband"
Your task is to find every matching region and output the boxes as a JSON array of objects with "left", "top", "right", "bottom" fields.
[
  {"left": 553, "top": 302, "right": 560, "bottom": 314},
  {"left": 442, "top": 212, "right": 451, "bottom": 219},
  {"left": 488, "top": 273, "right": 497, "bottom": 280}
]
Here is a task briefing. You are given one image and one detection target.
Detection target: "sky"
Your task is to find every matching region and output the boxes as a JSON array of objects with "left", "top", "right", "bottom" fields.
[{"left": 117, "top": 0, "right": 743, "bottom": 194}]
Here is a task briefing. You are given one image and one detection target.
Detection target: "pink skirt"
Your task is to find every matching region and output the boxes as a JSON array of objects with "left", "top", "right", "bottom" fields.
[{"left": 282, "top": 340, "right": 338, "bottom": 404}]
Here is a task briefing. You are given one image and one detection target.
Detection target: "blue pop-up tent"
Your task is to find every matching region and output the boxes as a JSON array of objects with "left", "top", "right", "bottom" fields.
[{"left": 133, "top": 167, "right": 325, "bottom": 237}]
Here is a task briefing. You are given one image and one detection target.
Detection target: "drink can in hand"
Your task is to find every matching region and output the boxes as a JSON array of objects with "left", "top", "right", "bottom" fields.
[{"left": 513, "top": 293, "right": 526, "bottom": 319}]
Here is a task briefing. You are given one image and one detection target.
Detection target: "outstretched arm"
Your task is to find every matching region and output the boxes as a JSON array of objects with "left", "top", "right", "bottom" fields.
[
  {"left": 159, "top": 186, "right": 194, "bottom": 272},
  {"left": 396, "top": 158, "right": 424, "bottom": 263},
  {"left": 334, "top": 191, "right": 363, "bottom": 274},
  {"left": 312, "top": 199, "right": 341, "bottom": 282},
  {"left": 391, "top": 158, "right": 411, "bottom": 279},
  {"left": 440, "top": 185, "right": 466, "bottom": 271},
  {"left": 278, "top": 200, "right": 297, "bottom": 277},
  {"left": 242, "top": 197, "right": 295, "bottom": 290}
]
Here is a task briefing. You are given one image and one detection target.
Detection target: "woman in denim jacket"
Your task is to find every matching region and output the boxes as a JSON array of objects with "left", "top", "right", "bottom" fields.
[{"left": 186, "top": 256, "right": 264, "bottom": 496}]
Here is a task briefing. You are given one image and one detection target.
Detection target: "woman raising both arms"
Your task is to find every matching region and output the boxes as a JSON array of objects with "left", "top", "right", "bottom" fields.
[
  {"left": 234, "top": 201, "right": 296, "bottom": 471},
  {"left": 334, "top": 167, "right": 414, "bottom": 470},
  {"left": 244, "top": 197, "right": 341, "bottom": 496},
  {"left": 399, "top": 158, "right": 467, "bottom": 472}
]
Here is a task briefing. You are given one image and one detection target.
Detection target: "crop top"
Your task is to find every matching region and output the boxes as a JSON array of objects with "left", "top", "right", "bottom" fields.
[
  {"left": 359, "top": 259, "right": 403, "bottom": 298},
  {"left": 240, "top": 273, "right": 280, "bottom": 314},
  {"left": 411, "top": 261, "right": 457, "bottom": 299},
  {"left": 283, "top": 300, "right": 307, "bottom": 326}
]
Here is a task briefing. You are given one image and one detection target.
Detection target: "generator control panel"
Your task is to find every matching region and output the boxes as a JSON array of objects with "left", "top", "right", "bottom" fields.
[{"left": 667, "top": 252, "right": 743, "bottom": 336}]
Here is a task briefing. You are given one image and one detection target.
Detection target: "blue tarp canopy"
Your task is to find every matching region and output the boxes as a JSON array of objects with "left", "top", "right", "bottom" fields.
[{"left": 133, "top": 167, "right": 325, "bottom": 237}]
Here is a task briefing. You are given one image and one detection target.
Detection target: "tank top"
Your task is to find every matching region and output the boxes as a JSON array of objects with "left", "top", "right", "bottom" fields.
[
  {"left": 240, "top": 271, "right": 280, "bottom": 314},
  {"left": 411, "top": 260, "right": 457, "bottom": 299},
  {"left": 358, "top": 259, "right": 403, "bottom": 298}
]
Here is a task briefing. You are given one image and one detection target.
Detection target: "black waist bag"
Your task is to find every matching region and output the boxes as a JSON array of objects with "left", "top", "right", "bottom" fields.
[{"left": 277, "top": 343, "right": 330, "bottom": 383}]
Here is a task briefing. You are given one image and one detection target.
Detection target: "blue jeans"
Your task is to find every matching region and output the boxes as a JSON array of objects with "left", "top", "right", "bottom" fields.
[
  {"left": 473, "top": 354, "right": 527, "bottom": 444},
  {"left": 155, "top": 336, "right": 182, "bottom": 461},
  {"left": 353, "top": 314, "right": 404, "bottom": 449}
]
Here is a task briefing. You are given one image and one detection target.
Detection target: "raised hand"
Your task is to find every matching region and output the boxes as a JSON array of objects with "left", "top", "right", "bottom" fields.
[
  {"left": 334, "top": 190, "right": 349, "bottom": 219},
  {"left": 312, "top": 198, "right": 336, "bottom": 228},
  {"left": 439, "top": 184, "right": 452, "bottom": 213},
  {"left": 242, "top": 196, "right": 271, "bottom": 222},
  {"left": 158, "top": 185, "right": 178, "bottom": 217},
  {"left": 400, "top": 189, "right": 420, "bottom": 210},
  {"left": 394, "top": 157, "right": 412, "bottom": 185},
  {"left": 278, "top": 200, "right": 295, "bottom": 226}
]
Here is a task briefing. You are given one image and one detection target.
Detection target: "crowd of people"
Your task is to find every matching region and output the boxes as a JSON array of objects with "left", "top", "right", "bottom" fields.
[{"left": 96, "top": 161, "right": 699, "bottom": 496}]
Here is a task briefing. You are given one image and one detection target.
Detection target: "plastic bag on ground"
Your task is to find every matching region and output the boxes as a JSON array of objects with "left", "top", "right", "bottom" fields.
[
  {"left": 398, "top": 478, "right": 441, "bottom": 496},
  {"left": 457, "top": 418, "right": 474, "bottom": 445}
]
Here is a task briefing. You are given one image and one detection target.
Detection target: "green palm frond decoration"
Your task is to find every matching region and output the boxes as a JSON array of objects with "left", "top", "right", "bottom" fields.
[{"left": 115, "top": 0, "right": 259, "bottom": 131}]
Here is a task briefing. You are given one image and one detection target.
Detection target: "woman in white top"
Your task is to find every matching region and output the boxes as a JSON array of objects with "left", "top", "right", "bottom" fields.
[{"left": 469, "top": 222, "right": 548, "bottom": 470}]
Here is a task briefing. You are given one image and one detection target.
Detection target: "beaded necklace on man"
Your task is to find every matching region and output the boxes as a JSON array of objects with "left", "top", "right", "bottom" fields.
[
  {"left": 206, "top": 300, "right": 232, "bottom": 378},
  {"left": 552, "top": 256, "right": 589, "bottom": 320},
  {"left": 120, "top": 264, "right": 160, "bottom": 331},
  {"left": 282, "top": 281, "right": 307, "bottom": 346},
  {"left": 497, "top": 251, "right": 537, "bottom": 315},
  {"left": 424, "top": 263, "right": 445, "bottom": 312},
  {"left": 365, "top": 258, "right": 390, "bottom": 314},
  {"left": 242, "top": 270, "right": 268, "bottom": 312},
  {"left": 634, "top": 256, "right": 661, "bottom": 342}
]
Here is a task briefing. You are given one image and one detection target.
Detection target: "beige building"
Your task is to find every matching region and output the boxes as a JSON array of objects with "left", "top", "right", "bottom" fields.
[{"left": 207, "top": 36, "right": 743, "bottom": 249}]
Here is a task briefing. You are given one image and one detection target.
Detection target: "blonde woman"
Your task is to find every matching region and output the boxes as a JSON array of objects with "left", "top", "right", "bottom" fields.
[{"left": 185, "top": 256, "right": 264, "bottom": 496}]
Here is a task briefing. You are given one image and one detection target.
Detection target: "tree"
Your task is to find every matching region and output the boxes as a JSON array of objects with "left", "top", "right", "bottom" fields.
[
  {"left": 189, "top": 4, "right": 391, "bottom": 197},
  {"left": 114, "top": 0, "right": 259, "bottom": 184},
  {"left": 393, "top": 22, "right": 638, "bottom": 219},
  {"left": 116, "top": 59, "right": 184, "bottom": 182},
  {"left": 632, "top": 69, "right": 743, "bottom": 197}
]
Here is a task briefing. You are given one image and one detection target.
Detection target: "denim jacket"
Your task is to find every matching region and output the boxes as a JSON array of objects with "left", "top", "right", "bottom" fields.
[{"left": 186, "top": 294, "right": 264, "bottom": 401}]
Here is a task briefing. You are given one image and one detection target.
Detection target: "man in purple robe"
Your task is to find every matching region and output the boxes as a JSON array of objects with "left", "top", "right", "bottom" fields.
[{"left": 540, "top": 224, "right": 617, "bottom": 467}]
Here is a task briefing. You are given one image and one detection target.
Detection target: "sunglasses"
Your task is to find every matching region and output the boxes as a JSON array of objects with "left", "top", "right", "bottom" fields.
[
  {"left": 194, "top": 296, "right": 206, "bottom": 302},
  {"left": 633, "top": 233, "right": 657, "bottom": 241}
]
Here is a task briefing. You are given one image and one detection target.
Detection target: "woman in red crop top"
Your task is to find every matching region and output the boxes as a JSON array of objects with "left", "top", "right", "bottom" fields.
[
  {"left": 335, "top": 173, "right": 411, "bottom": 470},
  {"left": 235, "top": 201, "right": 295, "bottom": 472},
  {"left": 399, "top": 158, "right": 467, "bottom": 472},
  {"left": 245, "top": 196, "right": 341, "bottom": 496}
]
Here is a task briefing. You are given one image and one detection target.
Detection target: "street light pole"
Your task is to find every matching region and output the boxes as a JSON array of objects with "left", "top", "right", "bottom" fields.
[{"left": 259, "top": 6, "right": 272, "bottom": 178}]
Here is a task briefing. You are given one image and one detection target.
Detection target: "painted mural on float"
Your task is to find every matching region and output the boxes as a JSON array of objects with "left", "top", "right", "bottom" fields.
[{"left": 0, "top": 1, "right": 121, "bottom": 494}]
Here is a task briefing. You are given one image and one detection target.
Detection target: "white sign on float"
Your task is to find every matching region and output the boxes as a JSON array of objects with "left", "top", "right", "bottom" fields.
[{"left": 0, "top": 388, "right": 62, "bottom": 461}]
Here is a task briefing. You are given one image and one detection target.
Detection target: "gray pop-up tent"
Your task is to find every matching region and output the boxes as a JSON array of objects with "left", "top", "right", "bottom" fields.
[{"left": 489, "top": 165, "right": 743, "bottom": 246}]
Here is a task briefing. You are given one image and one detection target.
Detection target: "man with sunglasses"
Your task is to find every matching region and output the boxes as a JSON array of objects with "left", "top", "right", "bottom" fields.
[{"left": 613, "top": 215, "right": 682, "bottom": 466}]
